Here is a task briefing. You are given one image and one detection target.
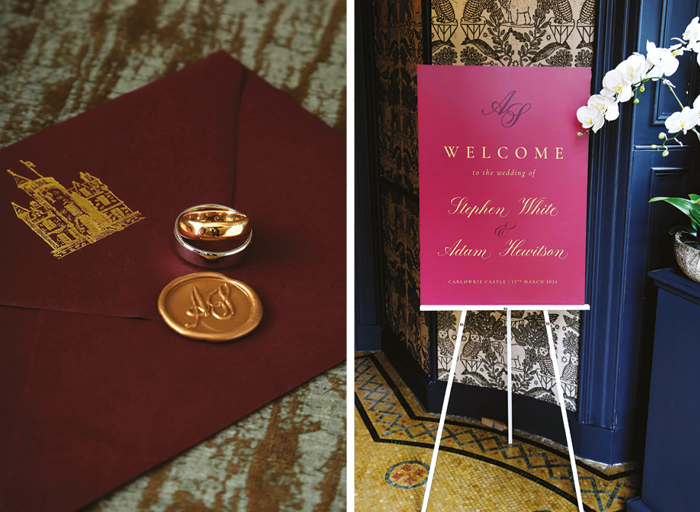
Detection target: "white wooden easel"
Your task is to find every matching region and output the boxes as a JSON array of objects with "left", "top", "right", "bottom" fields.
[{"left": 419, "top": 305, "right": 589, "bottom": 512}]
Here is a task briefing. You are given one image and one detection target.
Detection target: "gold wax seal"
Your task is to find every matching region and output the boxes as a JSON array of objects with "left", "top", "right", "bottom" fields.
[
  {"left": 158, "top": 272, "right": 263, "bottom": 342},
  {"left": 178, "top": 205, "right": 251, "bottom": 242}
]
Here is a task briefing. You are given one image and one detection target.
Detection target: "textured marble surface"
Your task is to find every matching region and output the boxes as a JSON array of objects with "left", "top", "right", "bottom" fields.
[
  {"left": 0, "top": 0, "right": 346, "bottom": 146},
  {"left": 86, "top": 366, "right": 346, "bottom": 512},
  {"left": 0, "top": 1, "right": 346, "bottom": 510}
]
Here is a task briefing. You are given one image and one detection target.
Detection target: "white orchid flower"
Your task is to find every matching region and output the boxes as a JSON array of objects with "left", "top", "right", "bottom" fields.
[
  {"left": 577, "top": 105, "right": 605, "bottom": 132},
  {"left": 587, "top": 94, "right": 620, "bottom": 121},
  {"left": 602, "top": 69, "right": 634, "bottom": 102},
  {"left": 615, "top": 53, "right": 650, "bottom": 85},
  {"left": 684, "top": 17, "right": 700, "bottom": 50},
  {"left": 580, "top": 17, "right": 700, "bottom": 147},
  {"left": 646, "top": 41, "right": 680, "bottom": 78},
  {"left": 664, "top": 106, "right": 699, "bottom": 134},
  {"left": 693, "top": 94, "right": 700, "bottom": 111},
  {"left": 669, "top": 42, "right": 686, "bottom": 57}
]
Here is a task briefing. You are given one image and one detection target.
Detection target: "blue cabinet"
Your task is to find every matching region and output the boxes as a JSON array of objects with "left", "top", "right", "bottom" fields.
[{"left": 627, "top": 269, "right": 700, "bottom": 512}]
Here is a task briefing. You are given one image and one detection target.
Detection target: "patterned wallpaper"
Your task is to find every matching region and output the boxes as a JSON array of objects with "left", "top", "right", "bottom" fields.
[
  {"left": 431, "top": 0, "right": 594, "bottom": 67},
  {"left": 372, "top": 0, "right": 594, "bottom": 409},
  {"left": 438, "top": 310, "right": 580, "bottom": 410},
  {"left": 373, "top": 0, "right": 422, "bottom": 195},
  {"left": 381, "top": 187, "right": 430, "bottom": 372},
  {"left": 373, "top": 0, "right": 430, "bottom": 374},
  {"left": 432, "top": 0, "right": 595, "bottom": 411}
]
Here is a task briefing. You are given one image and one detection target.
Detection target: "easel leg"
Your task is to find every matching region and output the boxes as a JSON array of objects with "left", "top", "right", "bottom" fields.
[
  {"left": 420, "top": 309, "right": 468, "bottom": 512},
  {"left": 506, "top": 308, "right": 513, "bottom": 445},
  {"left": 543, "top": 310, "right": 584, "bottom": 512}
]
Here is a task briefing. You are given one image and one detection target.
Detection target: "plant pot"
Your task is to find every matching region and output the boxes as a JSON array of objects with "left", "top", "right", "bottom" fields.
[{"left": 674, "top": 231, "right": 700, "bottom": 284}]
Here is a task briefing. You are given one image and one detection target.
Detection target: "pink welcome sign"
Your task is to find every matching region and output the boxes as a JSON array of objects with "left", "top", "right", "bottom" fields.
[{"left": 418, "top": 65, "right": 591, "bottom": 309}]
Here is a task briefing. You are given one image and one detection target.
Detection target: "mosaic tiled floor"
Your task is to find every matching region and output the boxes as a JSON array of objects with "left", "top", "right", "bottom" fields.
[{"left": 355, "top": 353, "right": 639, "bottom": 512}]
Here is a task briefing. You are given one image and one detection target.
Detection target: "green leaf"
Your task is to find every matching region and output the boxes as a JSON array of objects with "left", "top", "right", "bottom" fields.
[
  {"left": 689, "top": 193, "right": 700, "bottom": 202},
  {"left": 649, "top": 196, "right": 696, "bottom": 216},
  {"left": 690, "top": 215, "right": 700, "bottom": 234},
  {"left": 669, "top": 225, "right": 687, "bottom": 236},
  {"left": 689, "top": 202, "right": 700, "bottom": 223},
  {"left": 652, "top": 196, "right": 700, "bottom": 235},
  {"left": 675, "top": 226, "right": 700, "bottom": 239}
]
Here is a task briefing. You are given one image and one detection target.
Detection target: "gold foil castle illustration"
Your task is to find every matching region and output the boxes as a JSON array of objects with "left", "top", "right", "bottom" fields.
[{"left": 8, "top": 160, "right": 144, "bottom": 259}]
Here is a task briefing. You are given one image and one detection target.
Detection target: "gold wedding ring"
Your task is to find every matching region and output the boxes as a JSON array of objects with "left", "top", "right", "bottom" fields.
[
  {"left": 174, "top": 204, "right": 252, "bottom": 268},
  {"left": 178, "top": 206, "right": 251, "bottom": 241}
]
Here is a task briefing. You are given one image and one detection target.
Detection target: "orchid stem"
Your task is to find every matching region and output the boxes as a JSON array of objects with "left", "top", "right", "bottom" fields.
[{"left": 665, "top": 81, "right": 686, "bottom": 110}]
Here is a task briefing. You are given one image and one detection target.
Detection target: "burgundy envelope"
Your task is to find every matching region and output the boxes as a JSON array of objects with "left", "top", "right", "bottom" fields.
[{"left": 0, "top": 51, "right": 345, "bottom": 512}]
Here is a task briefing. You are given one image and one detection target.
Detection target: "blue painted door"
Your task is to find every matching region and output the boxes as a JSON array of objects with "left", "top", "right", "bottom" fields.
[
  {"left": 620, "top": 0, "right": 700, "bottom": 426},
  {"left": 581, "top": 0, "right": 700, "bottom": 462}
]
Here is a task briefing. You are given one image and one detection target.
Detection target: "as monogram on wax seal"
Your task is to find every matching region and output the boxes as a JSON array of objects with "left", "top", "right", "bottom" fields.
[{"left": 158, "top": 272, "right": 263, "bottom": 342}]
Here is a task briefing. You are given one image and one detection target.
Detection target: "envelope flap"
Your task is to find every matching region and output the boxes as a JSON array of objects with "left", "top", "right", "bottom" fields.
[
  {"left": 0, "top": 50, "right": 346, "bottom": 512},
  {"left": 0, "top": 52, "right": 244, "bottom": 321}
]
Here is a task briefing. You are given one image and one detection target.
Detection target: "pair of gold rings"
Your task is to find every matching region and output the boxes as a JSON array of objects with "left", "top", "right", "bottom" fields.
[
  {"left": 174, "top": 204, "right": 252, "bottom": 268},
  {"left": 160, "top": 204, "right": 261, "bottom": 343}
]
